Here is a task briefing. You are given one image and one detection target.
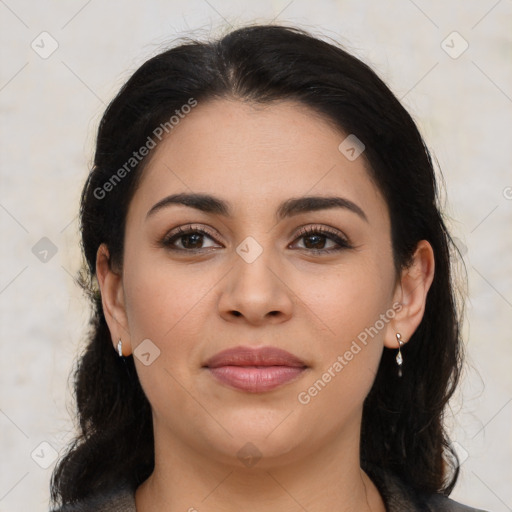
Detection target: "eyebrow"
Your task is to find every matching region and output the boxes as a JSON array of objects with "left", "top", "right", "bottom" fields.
[{"left": 146, "top": 193, "right": 368, "bottom": 223}]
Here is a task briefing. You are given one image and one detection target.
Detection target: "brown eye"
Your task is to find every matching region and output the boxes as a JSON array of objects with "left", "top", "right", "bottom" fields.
[
  {"left": 302, "top": 233, "right": 329, "bottom": 250},
  {"left": 291, "top": 226, "right": 352, "bottom": 253},
  {"left": 177, "top": 232, "right": 206, "bottom": 249},
  {"left": 161, "top": 225, "right": 222, "bottom": 252}
]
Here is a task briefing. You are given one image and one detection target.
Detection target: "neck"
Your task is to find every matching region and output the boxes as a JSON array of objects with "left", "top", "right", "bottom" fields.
[{"left": 135, "top": 417, "right": 386, "bottom": 512}]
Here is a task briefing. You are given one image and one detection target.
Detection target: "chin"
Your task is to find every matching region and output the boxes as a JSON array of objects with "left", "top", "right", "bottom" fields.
[{"left": 196, "top": 409, "right": 310, "bottom": 467}]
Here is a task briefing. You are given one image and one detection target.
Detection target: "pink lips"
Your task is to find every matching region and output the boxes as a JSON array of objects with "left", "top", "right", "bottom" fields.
[{"left": 203, "top": 346, "right": 308, "bottom": 393}]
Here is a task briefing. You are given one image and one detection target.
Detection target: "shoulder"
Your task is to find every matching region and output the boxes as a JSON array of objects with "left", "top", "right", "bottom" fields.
[
  {"left": 365, "top": 464, "right": 489, "bottom": 512},
  {"left": 50, "top": 484, "right": 136, "bottom": 512},
  {"left": 425, "top": 492, "right": 489, "bottom": 512}
]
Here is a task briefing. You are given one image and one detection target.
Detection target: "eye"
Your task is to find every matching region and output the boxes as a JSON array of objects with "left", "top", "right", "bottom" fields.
[
  {"left": 160, "top": 224, "right": 352, "bottom": 254},
  {"left": 290, "top": 226, "right": 352, "bottom": 253},
  {"left": 161, "top": 224, "right": 222, "bottom": 251}
]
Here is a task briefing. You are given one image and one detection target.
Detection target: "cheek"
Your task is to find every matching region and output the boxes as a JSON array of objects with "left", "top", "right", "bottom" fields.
[
  {"left": 122, "top": 254, "right": 227, "bottom": 396},
  {"left": 122, "top": 255, "right": 212, "bottom": 344},
  {"left": 305, "top": 260, "right": 394, "bottom": 342},
  {"left": 296, "top": 260, "right": 394, "bottom": 411},
  {"left": 121, "top": 258, "right": 213, "bottom": 412}
]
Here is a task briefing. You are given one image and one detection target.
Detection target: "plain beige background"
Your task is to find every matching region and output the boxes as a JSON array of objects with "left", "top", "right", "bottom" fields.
[{"left": 0, "top": 1, "right": 511, "bottom": 510}]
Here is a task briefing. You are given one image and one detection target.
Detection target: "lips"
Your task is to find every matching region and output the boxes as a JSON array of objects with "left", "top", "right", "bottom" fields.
[
  {"left": 204, "top": 346, "right": 306, "bottom": 368},
  {"left": 203, "top": 346, "right": 308, "bottom": 393}
]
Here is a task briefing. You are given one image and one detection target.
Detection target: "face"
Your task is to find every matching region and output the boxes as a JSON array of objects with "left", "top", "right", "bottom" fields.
[{"left": 110, "top": 98, "right": 402, "bottom": 468}]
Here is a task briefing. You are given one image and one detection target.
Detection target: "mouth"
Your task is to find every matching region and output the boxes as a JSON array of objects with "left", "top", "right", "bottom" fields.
[{"left": 202, "top": 345, "right": 308, "bottom": 393}]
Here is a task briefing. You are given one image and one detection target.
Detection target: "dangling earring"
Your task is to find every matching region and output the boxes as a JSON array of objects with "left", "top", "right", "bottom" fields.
[
  {"left": 117, "top": 339, "right": 123, "bottom": 357},
  {"left": 395, "top": 333, "right": 404, "bottom": 377}
]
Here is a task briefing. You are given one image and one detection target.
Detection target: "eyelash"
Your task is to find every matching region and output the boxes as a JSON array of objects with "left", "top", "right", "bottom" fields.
[{"left": 160, "top": 224, "right": 352, "bottom": 254}]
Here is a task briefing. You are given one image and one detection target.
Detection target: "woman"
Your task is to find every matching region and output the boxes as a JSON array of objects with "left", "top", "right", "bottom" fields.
[{"left": 50, "top": 23, "right": 488, "bottom": 512}]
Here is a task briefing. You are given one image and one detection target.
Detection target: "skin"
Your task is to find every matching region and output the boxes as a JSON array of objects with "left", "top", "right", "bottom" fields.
[{"left": 96, "top": 98, "right": 434, "bottom": 512}]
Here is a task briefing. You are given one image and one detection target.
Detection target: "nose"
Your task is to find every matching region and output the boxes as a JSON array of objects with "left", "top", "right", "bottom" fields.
[{"left": 217, "top": 245, "right": 294, "bottom": 326}]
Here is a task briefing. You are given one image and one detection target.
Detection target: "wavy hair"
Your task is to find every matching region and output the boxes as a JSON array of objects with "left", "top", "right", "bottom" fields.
[{"left": 50, "top": 23, "right": 464, "bottom": 509}]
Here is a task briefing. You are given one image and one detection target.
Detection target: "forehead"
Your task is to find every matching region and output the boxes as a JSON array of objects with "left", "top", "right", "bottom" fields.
[{"left": 129, "top": 98, "right": 387, "bottom": 223}]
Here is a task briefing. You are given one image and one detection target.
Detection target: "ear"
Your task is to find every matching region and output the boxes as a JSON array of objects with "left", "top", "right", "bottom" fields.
[
  {"left": 95, "top": 243, "right": 132, "bottom": 356},
  {"left": 384, "top": 240, "right": 435, "bottom": 349}
]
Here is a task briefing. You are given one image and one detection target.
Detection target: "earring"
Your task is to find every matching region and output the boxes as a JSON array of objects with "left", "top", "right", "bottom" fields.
[
  {"left": 117, "top": 339, "right": 123, "bottom": 357},
  {"left": 395, "top": 333, "right": 404, "bottom": 377}
]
